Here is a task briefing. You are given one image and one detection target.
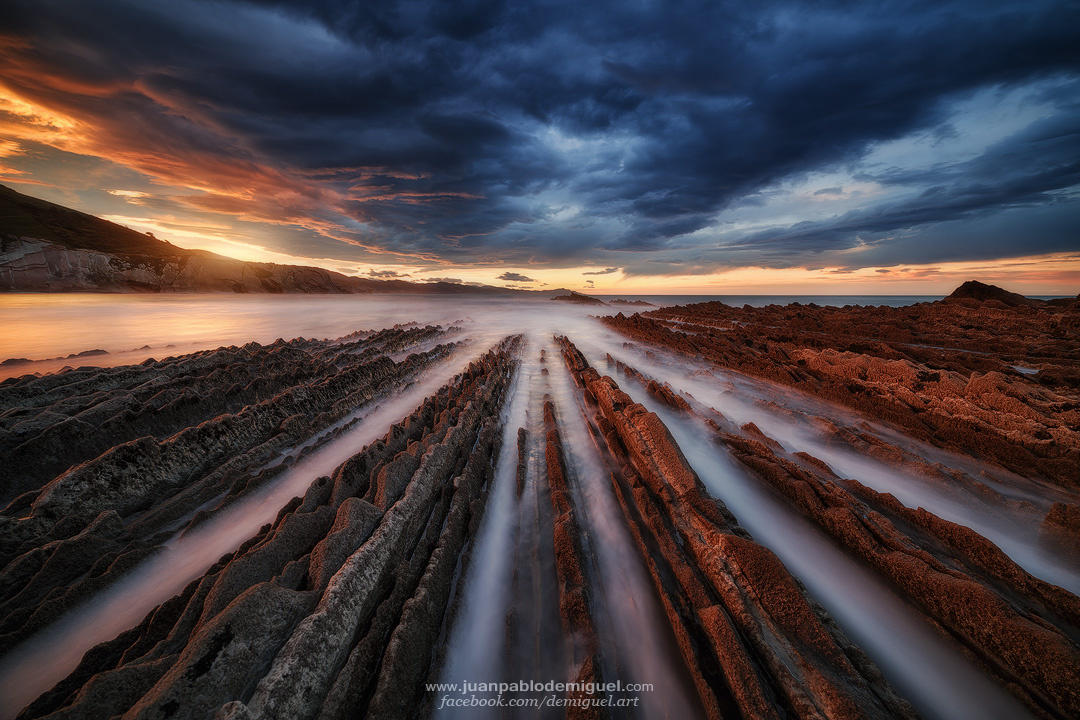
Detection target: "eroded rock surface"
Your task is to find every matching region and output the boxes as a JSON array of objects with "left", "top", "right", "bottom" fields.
[
  {"left": 601, "top": 289, "right": 1080, "bottom": 487},
  {"left": 0, "top": 327, "right": 453, "bottom": 651},
  {"left": 12, "top": 335, "right": 521, "bottom": 720},
  {"left": 555, "top": 336, "right": 917, "bottom": 720},
  {"left": 602, "top": 348, "right": 1080, "bottom": 720},
  {"left": 4, "top": 291, "right": 1076, "bottom": 720}
]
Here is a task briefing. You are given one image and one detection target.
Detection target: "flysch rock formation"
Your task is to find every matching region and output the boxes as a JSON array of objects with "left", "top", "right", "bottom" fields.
[
  {"left": 601, "top": 288, "right": 1080, "bottom": 488},
  {"left": 600, "top": 347, "right": 1080, "bottom": 720},
  {"left": 0, "top": 326, "right": 454, "bottom": 652},
  {"left": 11, "top": 335, "right": 521, "bottom": 720},
  {"left": 2, "top": 284, "right": 1076, "bottom": 720},
  {"left": 554, "top": 336, "right": 918, "bottom": 720},
  {"left": 500, "top": 353, "right": 569, "bottom": 718},
  {"left": 540, "top": 396, "right": 605, "bottom": 719}
]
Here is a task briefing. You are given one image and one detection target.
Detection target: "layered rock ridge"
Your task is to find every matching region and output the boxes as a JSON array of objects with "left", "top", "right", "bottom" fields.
[
  {"left": 0, "top": 326, "right": 454, "bottom": 651},
  {"left": 601, "top": 290, "right": 1080, "bottom": 487},
  {"left": 12, "top": 335, "right": 522, "bottom": 720},
  {"left": 600, "top": 348, "right": 1080, "bottom": 720},
  {"left": 552, "top": 335, "right": 918, "bottom": 720}
]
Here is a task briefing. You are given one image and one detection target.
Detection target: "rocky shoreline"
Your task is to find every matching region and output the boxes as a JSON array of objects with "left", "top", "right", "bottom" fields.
[
  {"left": 600, "top": 289, "right": 1080, "bottom": 488},
  {"left": 9, "top": 335, "right": 520, "bottom": 720},
  {"left": 0, "top": 327, "right": 454, "bottom": 652},
  {"left": 555, "top": 336, "right": 917, "bottom": 720},
  {"left": 1, "top": 289, "right": 1077, "bottom": 719},
  {"left": 602, "top": 349, "right": 1079, "bottom": 719}
]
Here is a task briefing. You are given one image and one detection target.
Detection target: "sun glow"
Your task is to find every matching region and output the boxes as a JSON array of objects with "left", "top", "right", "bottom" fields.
[{"left": 371, "top": 255, "right": 1080, "bottom": 296}]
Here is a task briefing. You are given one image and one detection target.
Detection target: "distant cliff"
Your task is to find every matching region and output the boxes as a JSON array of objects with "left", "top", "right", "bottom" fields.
[
  {"left": 0, "top": 185, "right": 519, "bottom": 294},
  {"left": 1, "top": 236, "right": 381, "bottom": 293}
]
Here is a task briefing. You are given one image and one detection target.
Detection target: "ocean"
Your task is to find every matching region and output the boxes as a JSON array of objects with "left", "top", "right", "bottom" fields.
[{"left": 0, "top": 292, "right": 1063, "bottom": 377}]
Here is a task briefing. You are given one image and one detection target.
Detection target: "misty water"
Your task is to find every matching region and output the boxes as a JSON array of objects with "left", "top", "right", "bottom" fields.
[
  {"left": 580, "top": 349, "right": 1032, "bottom": 720},
  {"left": 0, "top": 293, "right": 1074, "bottom": 719},
  {"left": 0, "top": 293, "right": 940, "bottom": 378}
]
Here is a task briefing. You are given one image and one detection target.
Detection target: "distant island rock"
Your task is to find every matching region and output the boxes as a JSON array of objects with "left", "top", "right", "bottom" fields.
[
  {"left": 1, "top": 348, "right": 110, "bottom": 369},
  {"left": 551, "top": 290, "right": 606, "bottom": 305},
  {"left": 944, "top": 280, "right": 1037, "bottom": 307},
  {"left": 608, "top": 298, "right": 655, "bottom": 307}
]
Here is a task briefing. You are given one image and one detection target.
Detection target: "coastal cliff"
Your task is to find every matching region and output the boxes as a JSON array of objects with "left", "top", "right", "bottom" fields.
[
  {"left": 0, "top": 186, "right": 567, "bottom": 296},
  {"left": 0, "top": 236, "right": 378, "bottom": 293}
]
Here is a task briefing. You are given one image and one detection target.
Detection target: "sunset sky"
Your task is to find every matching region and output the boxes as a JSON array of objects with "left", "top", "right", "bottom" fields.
[{"left": 1, "top": 0, "right": 1078, "bottom": 294}]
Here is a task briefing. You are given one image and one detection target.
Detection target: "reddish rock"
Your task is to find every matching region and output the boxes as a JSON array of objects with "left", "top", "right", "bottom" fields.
[
  {"left": 542, "top": 397, "right": 605, "bottom": 718},
  {"left": 601, "top": 285, "right": 1080, "bottom": 487},
  {"left": 554, "top": 335, "right": 917, "bottom": 720}
]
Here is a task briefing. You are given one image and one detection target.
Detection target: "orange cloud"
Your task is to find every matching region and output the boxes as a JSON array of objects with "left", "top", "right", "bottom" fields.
[{"left": 0, "top": 39, "right": 447, "bottom": 262}]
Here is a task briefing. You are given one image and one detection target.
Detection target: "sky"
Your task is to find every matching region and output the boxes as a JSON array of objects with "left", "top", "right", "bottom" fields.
[{"left": 1, "top": 0, "right": 1078, "bottom": 294}]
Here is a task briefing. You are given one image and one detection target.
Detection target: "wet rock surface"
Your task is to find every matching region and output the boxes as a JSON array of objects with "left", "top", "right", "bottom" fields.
[
  {"left": 541, "top": 397, "right": 605, "bottom": 718},
  {"left": 2, "top": 291, "right": 1076, "bottom": 720},
  {"left": 600, "top": 348, "right": 1080, "bottom": 720},
  {"left": 555, "top": 336, "right": 918, "bottom": 720},
  {"left": 0, "top": 326, "right": 454, "bottom": 651},
  {"left": 9, "top": 335, "right": 521, "bottom": 720},
  {"left": 601, "top": 289, "right": 1080, "bottom": 487}
]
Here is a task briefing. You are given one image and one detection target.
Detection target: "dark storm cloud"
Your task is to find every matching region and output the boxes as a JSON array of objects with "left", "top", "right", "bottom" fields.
[
  {"left": 1, "top": 0, "right": 1079, "bottom": 270},
  {"left": 717, "top": 110, "right": 1080, "bottom": 263},
  {"left": 496, "top": 272, "right": 535, "bottom": 283},
  {"left": 583, "top": 267, "right": 620, "bottom": 275},
  {"left": 368, "top": 269, "right": 409, "bottom": 278}
]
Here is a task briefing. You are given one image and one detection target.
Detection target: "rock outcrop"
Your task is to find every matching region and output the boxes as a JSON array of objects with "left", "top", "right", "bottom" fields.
[
  {"left": 3, "top": 295, "right": 1076, "bottom": 720},
  {"left": 945, "top": 280, "right": 1038, "bottom": 307},
  {"left": 554, "top": 336, "right": 918, "bottom": 720},
  {"left": 551, "top": 291, "right": 606, "bottom": 305},
  {"left": 601, "top": 285, "right": 1080, "bottom": 487},
  {"left": 603, "top": 351, "right": 1080, "bottom": 720},
  {"left": 13, "top": 336, "right": 521, "bottom": 720},
  {"left": 0, "top": 327, "right": 454, "bottom": 651},
  {"left": 541, "top": 397, "right": 605, "bottom": 718}
]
